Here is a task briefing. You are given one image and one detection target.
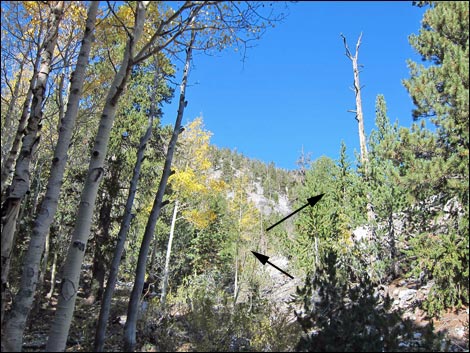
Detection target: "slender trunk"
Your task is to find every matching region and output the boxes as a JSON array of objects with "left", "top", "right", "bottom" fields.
[
  {"left": 0, "top": 2, "right": 64, "bottom": 329},
  {"left": 30, "top": 160, "right": 43, "bottom": 217},
  {"left": 149, "top": 233, "right": 159, "bottom": 271},
  {"left": 45, "top": 2, "right": 147, "bottom": 348},
  {"left": 341, "top": 33, "right": 375, "bottom": 224},
  {"left": 233, "top": 191, "right": 243, "bottom": 305},
  {"left": 1, "top": 49, "right": 27, "bottom": 163},
  {"left": 1, "top": 3, "right": 98, "bottom": 351},
  {"left": 39, "top": 225, "right": 51, "bottom": 289},
  {"left": 342, "top": 33, "right": 369, "bottom": 170},
  {"left": 93, "top": 118, "right": 153, "bottom": 352},
  {"left": 123, "top": 29, "right": 196, "bottom": 352},
  {"left": 91, "top": 155, "right": 122, "bottom": 304},
  {"left": 147, "top": 64, "right": 162, "bottom": 277},
  {"left": 1, "top": 46, "right": 41, "bottom": 199},
  {"left": 46, "top": 216, "right": 64, "bottom": 300},
  {"left": 388, "top": 211, "right": 398, "bottom": 278},
  {"left": 314, "top": 235, "right": 319, "bottom": 267},
  {"left": 161, "top": 200, "right": 179, "bottom": 308},
  {"left": 94, "top": 54, "right": 160, "bottom": 353},
  {"left": 47, "top": 250, "right": 58, "bottom": 299},
  {"left": 234, "top": 254, "right": 239, "bottom": 302},
  {"left": 90, "top": 198, "right": 112, "bottom": 303}
]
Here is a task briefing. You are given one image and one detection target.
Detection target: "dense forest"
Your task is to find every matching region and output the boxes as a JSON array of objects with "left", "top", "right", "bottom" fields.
[{"left": 0, "top": 1, "right": 468, "bottom": 352}]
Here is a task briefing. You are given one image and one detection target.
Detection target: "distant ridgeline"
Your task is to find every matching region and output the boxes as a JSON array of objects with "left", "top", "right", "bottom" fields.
[{"left": 208, "top": 145, "right": 299, "bottom": 212}]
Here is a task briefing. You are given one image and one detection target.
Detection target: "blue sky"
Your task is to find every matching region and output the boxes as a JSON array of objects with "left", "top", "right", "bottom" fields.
[{"left": 161, "top": 1, "right": 427, "bottom": 170}]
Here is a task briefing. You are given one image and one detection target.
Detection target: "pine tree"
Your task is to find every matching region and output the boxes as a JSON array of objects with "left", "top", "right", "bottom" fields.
[
  {"left": 293, "top": 251, "right": 441, "bottom": 352},
  {"left": 368, "top": 95, "right": 407, "bottom": 280},
  {"left": 400, "top": 1, "right": 469, "bottom": 314}
]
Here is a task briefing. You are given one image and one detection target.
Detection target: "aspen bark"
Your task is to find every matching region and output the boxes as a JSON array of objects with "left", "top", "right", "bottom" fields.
[
  {"left": 0, "top": 1, "right": 64, "bottom": 328},
  {"left": 93, "top": 60, "right": 159, "bottom": 351},
  {"left": 45, "top": 3, "right": 148, "bottom": 351},
  {"left": 47, "top": 251, "right": 58, "bottom": 299},
  {"left": 1, "top": 44, "right": 41, "bottom": 198},
  {"left": 123, "top": 29, "right": 196, "bottom": 352},
  {"left": 1, "top": 3, "right": 97, "bottom": 351},
  {"left": 233, "top": 189, "right": 243, "bottom": 305},
  {"left": 1, "top": 50, "right": 27, "bottom": 165}
]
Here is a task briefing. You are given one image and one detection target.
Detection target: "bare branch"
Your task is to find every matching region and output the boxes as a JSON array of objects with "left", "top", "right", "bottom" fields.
[
  {"left": 106, "top": 0, "right": 133, "bottom": 40},
  {"left": 356, "top": 31, "right": 363, "bottom": 54},
  {"left": 340, "top": 33, "right": 353, "bottom": 60},
  {"left": 133, "top": 1, "right": 197, "bottom": 63},
  {"left": 103, "top": 30, "right": 118, "bottom": 73}
]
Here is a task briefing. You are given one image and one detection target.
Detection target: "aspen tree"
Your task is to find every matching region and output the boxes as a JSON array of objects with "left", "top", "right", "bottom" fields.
[
  {"left": 123, "top": 27, "right": 197, "bottom": 353},
  {"left": 1, "top": 3, "right": 99, "bottom": 351},
  {"left": 46, "top": 1, "right": 205, "bottom": 349},
  {"left": 44, "top": 2, "right": 150, "bottom": 350},
  {"left": 93, "top": 57, "right": 161, "bottom": 352},
  {"left": 0, "top": 2, "right": 46, "bottom": 197},
  {"left": 0, "top": 0, "right": 64, "bottom": 326}
]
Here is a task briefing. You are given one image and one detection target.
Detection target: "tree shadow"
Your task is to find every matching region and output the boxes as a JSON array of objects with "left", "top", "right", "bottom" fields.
[{"left": 290, "top": 251, "right": 459, "bottom": 352}]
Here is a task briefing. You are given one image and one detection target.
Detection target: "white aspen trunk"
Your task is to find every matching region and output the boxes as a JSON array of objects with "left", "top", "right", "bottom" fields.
[
  {"left": 1, "top": 3, "right": 97, "bottom": 351},
  {"left": 160, "top": 200, "right": 179, "bottom": 308},
  {"left": 233, "top": 197, "right": 242, "bottom": 305},
  {"left": 40, "top": 228, "right": 51, "bottom": 289},
  {"left": 0, "top": 1, "right": 64, "bottom": 328},
  {"left": 47, "top": 214, "right": 64, "bottom": 300},
  {"left": 314, "top": 235, "right": 319, "bottom": 267},
  {"left": 0, "top": 39, "right": 42, "bottom": 198},
  {"left": 123, "top": 29, "right": 197, "bottom": 352},
  {"left": 47, "top": 251, "right": 58, "bottom": 299},
  {"left": 234, "top": 255, "right": 239, "bottom": 302},
  {"left": 1, "top": 49, "right": 27, "bottom": 163},
  {"left": 45, "top": 3, "right": 148, "bottom": 351},
  {"left": 30, "top": 160, "right": 43, "bottom": 217},
  {"left": 94, "top": 57, "right": 159, "bottom": 352}
]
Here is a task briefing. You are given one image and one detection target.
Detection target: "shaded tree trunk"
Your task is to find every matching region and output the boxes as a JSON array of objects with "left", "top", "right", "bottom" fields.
[
  {"left": 123, "top": 29, "right": 196, "bottom": 352},
  {"left": 45, "top": 3, "right": 147, "bottom": 351},
  {"left": 90, "top": 198, "right": 112, "bottom": 303},
  {"left": 93, "top": 118, "right": 155, "bottom": 352},
  {"left": 0, "top": 1, "right": 64, "bottom": 329},
  {"left": 93, "top": 53, "right": 160, "bottom": 352}
]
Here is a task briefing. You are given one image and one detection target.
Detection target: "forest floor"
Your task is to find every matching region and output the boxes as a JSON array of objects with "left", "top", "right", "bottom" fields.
[
  {"left": 17, "top": 275, "right": 469, "bottom": 352},
  {"left": 385, "top": 278, "right": 469, "bottom": 352}
]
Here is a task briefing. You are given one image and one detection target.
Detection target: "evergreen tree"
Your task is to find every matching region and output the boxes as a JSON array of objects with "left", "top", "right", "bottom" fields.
[
  {"left": 291, "top": 150, "right": 365, "bottom": 275},
  {"left": 368, "top": 95, "right": 408, "bottom": 280},
  {"left": 293, "top": 157, "right": 338, "bottom": 271},
  {"left": 293, "top": 251, "right": 441, "bottom": 352},
  {"left": 400, "top": 1, "right": 469, "bottom": 314}
]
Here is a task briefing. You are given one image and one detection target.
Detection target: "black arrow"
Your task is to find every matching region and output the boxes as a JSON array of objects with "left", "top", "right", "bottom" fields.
[
  {"left": 251, "top": 251, "right": 293, "bottom": 279},
  {"left": 266, "top": 193, "right": 324, "bottom": 231}
]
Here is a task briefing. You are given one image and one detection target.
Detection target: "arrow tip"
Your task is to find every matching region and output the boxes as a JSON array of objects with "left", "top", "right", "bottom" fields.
[
  {"left": 307, "top": 193, "right": 324, "bottom": 207},
  {"left": 251, "top": 251, "right": 269, "bottom": 265}
]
